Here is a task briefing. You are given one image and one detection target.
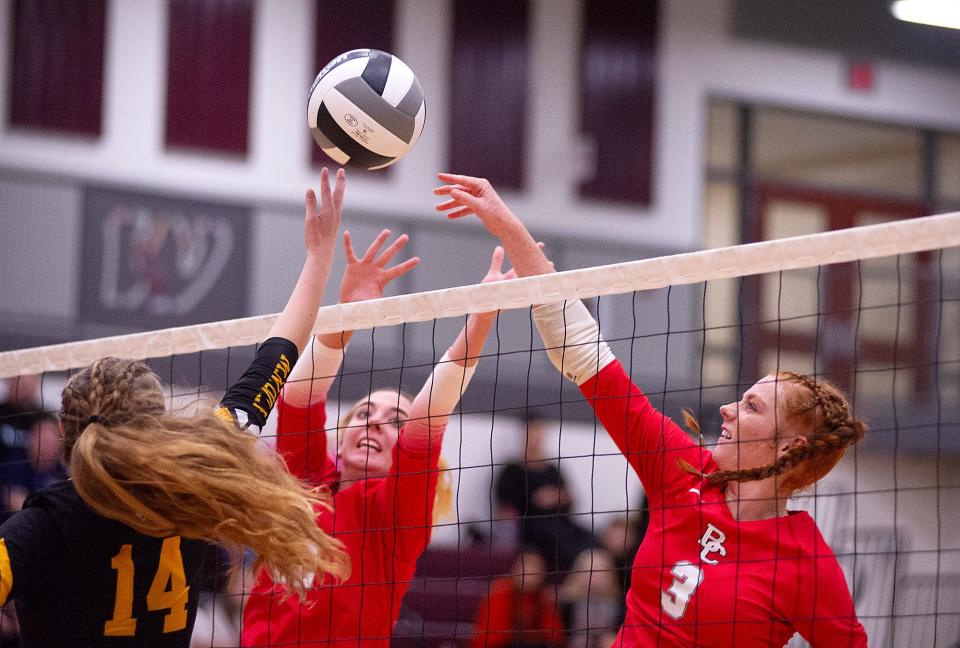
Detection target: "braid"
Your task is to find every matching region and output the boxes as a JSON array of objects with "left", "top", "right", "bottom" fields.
[
  {"left": 64, "top": 356, "right": 351, "bottom": 598},
  {"left": 96, "top": 361, "right": 138, "bottom": 424},
  {"left": 88, "top": 359, "right": 108, "bottom": 417},
  {"left": 682, "top": 372, "right": 867, "bottom": 490},
  {"left": 60, "top": 358, "right": 164, "bottom": 460}
]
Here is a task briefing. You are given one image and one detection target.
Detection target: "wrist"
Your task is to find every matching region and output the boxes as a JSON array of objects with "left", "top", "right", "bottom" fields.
[{"left": 489, "top": 213, "right": 524, "bottom": 239}]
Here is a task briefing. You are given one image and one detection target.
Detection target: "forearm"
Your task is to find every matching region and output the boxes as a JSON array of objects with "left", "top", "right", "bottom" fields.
[
  {"left": 493, "top": 219, "right": 555, "bottom": 278},
  {"left": 405, "top": 312, "right": 492, "bottom": 443},
  {"left": 218, "top": 337, "right": 299, "bottom": 430},
  {"left": 447, "top": 311, "right": 496, "bottom": 367},
  {"left": 282, "top": 335, "right": 346, "bottom": 407},
  {"left": 532, "top": 300, "right": 614, "bottom": 385},
  {"left": 267, "top": 251, "right": 334, "bottom": 353}
]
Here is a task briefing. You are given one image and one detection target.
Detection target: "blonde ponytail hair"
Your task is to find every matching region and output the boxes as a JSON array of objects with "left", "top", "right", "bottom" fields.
[{"left": 61, "top": 358, "right": 349, "bottom": 598}]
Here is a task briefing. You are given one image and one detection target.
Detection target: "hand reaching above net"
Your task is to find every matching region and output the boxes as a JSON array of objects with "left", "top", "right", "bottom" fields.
[
  {"left": 435, "top": 172, "right": 555, "bottom": 278},
  {"left": 338, "top": 228, "right": 420, "bottom": 304}
]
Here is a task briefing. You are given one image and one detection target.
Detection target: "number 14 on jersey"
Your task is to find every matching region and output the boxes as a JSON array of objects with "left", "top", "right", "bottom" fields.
[{"left": 105, "top": 536, "right": 189, "bottom": 636}]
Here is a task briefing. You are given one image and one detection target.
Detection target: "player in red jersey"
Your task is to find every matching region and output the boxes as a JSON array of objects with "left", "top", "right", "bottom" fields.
[
  {"left": 241, "top": 232, "right": 514, "bottom": 647},
  {"left": 0, "top": 169, "right": 350, "bottom": 647},
  {"left": 434, "top": 173, "right": 869, "bottom": 648}
]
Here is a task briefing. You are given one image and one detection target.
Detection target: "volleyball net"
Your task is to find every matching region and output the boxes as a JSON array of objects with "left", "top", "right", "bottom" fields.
[{"left": 0, "top": 212, "right": 958, "bottom": 647}]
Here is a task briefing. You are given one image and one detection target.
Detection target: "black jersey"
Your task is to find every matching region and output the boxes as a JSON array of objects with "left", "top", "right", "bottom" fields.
[
  {"left": 0, "top": 480, "right": 207, "bottom": 646},
  {"left": 0, "top": 336, "right": 298, "bottom": 647}
]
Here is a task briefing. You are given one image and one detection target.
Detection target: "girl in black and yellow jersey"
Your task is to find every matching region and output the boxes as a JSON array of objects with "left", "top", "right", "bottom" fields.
[{"left": 0, "top": 168, "right": 351, "bottom": 647}]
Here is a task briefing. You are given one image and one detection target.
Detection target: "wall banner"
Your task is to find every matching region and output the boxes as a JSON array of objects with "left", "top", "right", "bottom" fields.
[{"left": 80, "top": 187, "right": 250, "bottom": 329}]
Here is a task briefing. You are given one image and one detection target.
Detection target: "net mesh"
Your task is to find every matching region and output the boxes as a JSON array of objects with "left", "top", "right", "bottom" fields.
[{"left": 0, "top": 212, "right": 957, "bottom": 647}]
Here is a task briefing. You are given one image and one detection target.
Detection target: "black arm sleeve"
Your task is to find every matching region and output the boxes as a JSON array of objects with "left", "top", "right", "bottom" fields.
[{"left": 217, "top": 337, "right": 299, "bottom": 431}]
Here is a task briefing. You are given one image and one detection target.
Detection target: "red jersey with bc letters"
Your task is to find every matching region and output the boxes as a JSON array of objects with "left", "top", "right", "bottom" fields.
[
  {"left": 241, "top": 395, "right": 440, "bottom": 647},
  {"left": 580, "top": 361, "right": 867, "bottom": 648}
]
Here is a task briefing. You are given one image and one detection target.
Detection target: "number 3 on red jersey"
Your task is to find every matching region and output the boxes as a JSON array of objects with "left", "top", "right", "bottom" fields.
[{"left": 661, "top": 560, "right": 704, "bottom": 619}]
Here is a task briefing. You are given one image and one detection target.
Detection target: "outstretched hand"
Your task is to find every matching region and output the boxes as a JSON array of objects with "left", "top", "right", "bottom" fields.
[
  {"left": 267, "top": 168, "right": 344, "bottom": 352},
  {"left": 304, "top": 167, "right": 345, "bottom": 255},
  {"left": 434, "top": 173, "right": 519, "bottom": 238},
  {"left": 339, "top": 229, "right": 420, "bottom": 303},
  {"left": 436, "top": 172, "right": 555, "bottom": 278}
]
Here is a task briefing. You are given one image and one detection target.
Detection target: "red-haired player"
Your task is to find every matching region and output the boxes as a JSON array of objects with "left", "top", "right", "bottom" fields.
[{"left": 435, "top": 173, "right": 869, "bottom": 648}]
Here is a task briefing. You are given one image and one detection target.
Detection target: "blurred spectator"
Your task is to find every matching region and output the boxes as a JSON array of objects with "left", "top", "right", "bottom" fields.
[
  {"left": 470, "top": 547, "right": 565, "bottom": 648},
  {"left": 559, "top": 549, "right": 623, "bottom": 648},
  {"left": 24, "top": 414, "right": 67, "bottom": 491},
  {"left": 0, "top": 376, "right": 44, "bottom": 520},
  {"left": 0, "top": 413, "right": 67, "bottom": 517},
  {"left": 190, "top": 546, "right": 247, "bottom": 647},
  {"left": 598, "top": 494, "right": 649, "bottom": 604},
  {"left": 494, "top": 417, "right": 598, "bottom": 575},
  {"left": 0, "top": 376, "right": 39, "bottom": 648},
  {"left": 0, "top": 376, "right": 43, "bottom": 431}
]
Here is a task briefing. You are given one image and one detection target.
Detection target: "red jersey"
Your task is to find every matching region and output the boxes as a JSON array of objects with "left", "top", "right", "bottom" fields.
[
  {"left": 241, "top": 395, "right": 441, "bottom": 647},
  {"left": 580, "top": 361, "right": 867, "bottom": 648},
  {"left": 469, "top": 577, "right": 565, "bottom": 648}
]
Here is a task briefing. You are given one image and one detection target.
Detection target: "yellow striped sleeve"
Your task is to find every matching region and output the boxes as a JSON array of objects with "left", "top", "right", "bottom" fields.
[
  {"left": 213, "top": 406, "right": 235, "bottom": 424},
  {"left": 0, "top": 538, "right": 12, "bottom": 605}
]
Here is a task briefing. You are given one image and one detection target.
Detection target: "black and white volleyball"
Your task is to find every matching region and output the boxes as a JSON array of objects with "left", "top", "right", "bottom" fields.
[{"left": 307, "top": 49, "right": 425, "bottom": 170}]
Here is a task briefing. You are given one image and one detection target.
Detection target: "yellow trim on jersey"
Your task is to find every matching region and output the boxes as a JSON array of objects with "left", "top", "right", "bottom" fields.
[
  {"left": 213, "top": 406, "right": 235, "bottom": 425},
  {"left": 0, "top": 538, "right": 12, "bottom": 605}
]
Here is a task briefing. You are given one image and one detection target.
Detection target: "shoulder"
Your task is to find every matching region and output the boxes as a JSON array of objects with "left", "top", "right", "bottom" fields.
[
  {"left": 784, "top": 510, "right": 822, "bottom": 537},
  {"left": 23, "top": 480, "right": 113, "bottom": 525},
  {"left": 23, "top": 480, "right": 85, "bottom": 513},
  {"left": 0, "top": 487, "right": 75, "bottom": 573},
  {"left": 20, "top": 480, "right": 128, "bottom": 542},
  {"left": 778, "top": 511, "right": 839, "bottom": 555}
]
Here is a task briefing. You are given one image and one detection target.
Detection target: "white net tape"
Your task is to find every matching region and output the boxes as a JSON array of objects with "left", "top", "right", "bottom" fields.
[{"left": 1, "top": 211, "right": 957, "bottom": 378}]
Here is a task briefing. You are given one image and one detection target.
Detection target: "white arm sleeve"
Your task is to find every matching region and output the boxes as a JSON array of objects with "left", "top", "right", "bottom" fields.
[
  {"left": 282, "top": 337, "right": 346, "bottom": 405},
  {"left": 532, "top": 300, "right": 615, "bottom": 385},
  {"left": 412, "top": 351, "right": 478, "bottom": 422}
]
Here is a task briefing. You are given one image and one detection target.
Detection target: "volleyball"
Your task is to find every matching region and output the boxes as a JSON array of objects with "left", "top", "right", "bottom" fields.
[{"left": 307, "top": 49, "right": 426, "bottom": 170}]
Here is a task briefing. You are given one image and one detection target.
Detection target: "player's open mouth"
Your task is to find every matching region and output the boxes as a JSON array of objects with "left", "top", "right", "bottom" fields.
[
  {"left": 719, "top": 427, "right": 733, "bottom": 440},
  {"left": 357, "top": 438, "right": 382, "bottom": 452}
]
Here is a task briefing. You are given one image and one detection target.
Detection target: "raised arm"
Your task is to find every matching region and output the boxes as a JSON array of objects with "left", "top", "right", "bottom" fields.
[
  {"left": 405, "top": 246, "right": 510, "bottom": 436},
  {"left": 376, "top": 248, "right": 509, "bottom": 556},
  {"left": 434, "top": 174, "right": 707, "bottom": 501},
  {"left": 268, "top": 167, "right": 343, "bottom": 351},
  {"left": 434, "top": 173, "right": 613, "bottom": 386},
  {"left": 217, "top": 168, "right": 342, "bottom": 430},
  {"left": 434, "top": 173, "right": 554, "bottom": 278},
  {"left": 282, "top": 229, "right": 420, "bottom": 407}
]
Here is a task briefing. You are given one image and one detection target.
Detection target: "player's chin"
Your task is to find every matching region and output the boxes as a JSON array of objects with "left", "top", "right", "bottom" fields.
[
  {"left": 711, "top": 444, "right": 735, "bottom": 469},
  {"left": 349, "top": 452, "right": 390, "bottom": 479}
]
